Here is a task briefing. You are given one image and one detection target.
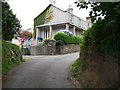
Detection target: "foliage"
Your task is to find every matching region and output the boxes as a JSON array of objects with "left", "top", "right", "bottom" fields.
[
  {"left": 54, "top": 32, "right": 70, "bottom": 44},
  {"left": 56, "top": 40, "right": 64, "bottom": 46},
  {"left": 75, "top": 1, "right": 120, "bottom": 23},
  {"left": 19, "top": 31, "right": 32, "bottom": 39},
  {"left": 0, "top": 40, "right": 2, "bottom": 75},
  {"left": 2, "top": 2, "right": 22, "bottom": 41},
  {"left": 44, "top": 38, "right": 50, "bottom": 45},
  {"left": 2, "top": 40, "right": 22, "bottom": 74},
  {"left": 72, "top": 58, "right": 80, "bottom": 73},
  {"left": 75, "top": 1, "right": 120, "bottom": 53},
  {"left": 34, "top": 5, "right": 53, "bottom": 38},
  {"left": 54, "top": 32, "right": 82, "bottom": 44}
]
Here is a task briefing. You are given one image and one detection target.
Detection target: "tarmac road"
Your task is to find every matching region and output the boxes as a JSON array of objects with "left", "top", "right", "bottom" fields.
[{"left": 3, "top": 52, "right": 79, "bottom": 88}]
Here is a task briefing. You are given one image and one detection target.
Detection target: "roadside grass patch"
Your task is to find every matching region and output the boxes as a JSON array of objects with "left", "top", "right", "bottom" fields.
[
  {"left": 2, "top": 60, "right": 21, "bottom": 75},
  {"left": 71, "top": 58, "right": 81, "bottom": 84},
  {"left": 0, "top": 64, "right": 2, "bottom": 75},
  {"left": 72, "top": 58, "right": 80, "bottom": 73},
  {"left": 22, "top": 58, "right": 30, "bottom": 62}
]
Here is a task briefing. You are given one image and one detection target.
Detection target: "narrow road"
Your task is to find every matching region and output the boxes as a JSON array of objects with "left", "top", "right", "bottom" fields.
[{"left": 3, "top": 52, "right": 79, "bottom": 88}]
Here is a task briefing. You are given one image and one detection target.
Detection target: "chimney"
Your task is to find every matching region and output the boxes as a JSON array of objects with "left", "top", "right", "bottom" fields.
[
  {"left": 49, "top": 0, "right": 56, "bottom": 4},
  {"left": 67, "top": 5, "right": 73, "bottom": 13}
]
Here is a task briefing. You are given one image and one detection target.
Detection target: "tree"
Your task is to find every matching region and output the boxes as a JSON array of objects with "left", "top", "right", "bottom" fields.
[
  {"left": 19, "top": 31, "right": 32, "bottom": 40},
  {"left": 2, "top": 2, "right": 22, "bottom": 41},
  {"left": 75, "top": 1, "right": 120, "bottom": 52},
  {"left": 75, "top": 1, "right": 120, "bottom": 23}
]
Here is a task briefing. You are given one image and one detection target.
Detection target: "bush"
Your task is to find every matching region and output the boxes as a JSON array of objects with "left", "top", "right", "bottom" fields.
[
  {"left": 56, "top": 40, "right": 64, "bottom": 46},
  {"left": 54, "top": 32, "right": 70, "bottom": 44},
  {"left": 2, "top": 40, "right": 23, "bottom": 74},
  {"left": 81, "top": 19, "right": 119, "bottom": 53},
  {"left": 54, "top": 32, "right": 82, "bottom": 44}
]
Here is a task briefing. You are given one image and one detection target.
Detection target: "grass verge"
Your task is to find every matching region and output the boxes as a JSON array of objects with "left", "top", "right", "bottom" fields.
[
  {"left": 71, "top": 58, "right": 81, "bottom": 87},
  {"left": 72, "top": 58, "right": 80, "bottom": 73}
]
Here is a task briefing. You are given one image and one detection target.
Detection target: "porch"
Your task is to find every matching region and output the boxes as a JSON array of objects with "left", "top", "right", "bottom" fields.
[{"left": 36, "top": 23, "right": 83, "bottom": 41}]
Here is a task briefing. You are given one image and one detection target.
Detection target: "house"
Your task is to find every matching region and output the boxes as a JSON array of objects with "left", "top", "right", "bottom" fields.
[{"left": 34, "top": 3, "right": 90, "bottom": 41}]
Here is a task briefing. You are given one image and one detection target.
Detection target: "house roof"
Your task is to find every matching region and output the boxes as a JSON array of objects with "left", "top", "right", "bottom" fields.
[{"left": 34, "top": 4, "right": 87, "bottom": 23}]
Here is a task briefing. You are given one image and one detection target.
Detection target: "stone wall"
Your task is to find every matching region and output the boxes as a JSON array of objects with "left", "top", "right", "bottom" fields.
[
  {"left": 30, "top": 45, "right": 56, "bottom": 55},
  {"left": 30, "top": 44, "right": 80, "bottom": 55},
  {"left": 60, "top": 44, "right": 80, "bottom": 54}
]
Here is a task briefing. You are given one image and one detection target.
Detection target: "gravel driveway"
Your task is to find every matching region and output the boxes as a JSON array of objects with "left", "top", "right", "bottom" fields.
[{"left": 3, "top": 52, "right": 79, "bottom": 88}]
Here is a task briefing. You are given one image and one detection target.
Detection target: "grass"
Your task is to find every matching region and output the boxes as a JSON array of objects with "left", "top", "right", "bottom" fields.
[
  {"left": 71, "top": 58, "right": 81, "bottom": 86},
  {"left": 22, "top": 58, "right": 30, "bottom": 62},
  {"left": 72, "top": 58, "right": 80, "bottom": 73},
  {"left": 0, "top": 40, "right": 2, "bottom": 76},
  {"left": 0, "top": 63, "right": 2, "bottom": 76},
  {"left": 2, "top": 60, "right": 21, "bottom": 75}
]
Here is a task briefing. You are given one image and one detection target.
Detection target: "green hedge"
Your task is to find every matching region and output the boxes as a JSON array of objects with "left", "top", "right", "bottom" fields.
[
  {"left": 2, "top": 40, "right": 22, "bottom": 74},
  {"left": 54, "top": 32, "right": 83, "bottom": 44}
]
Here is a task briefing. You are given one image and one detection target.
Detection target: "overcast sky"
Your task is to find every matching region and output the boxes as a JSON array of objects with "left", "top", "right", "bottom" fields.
[{"left": 7, "top": 0, "right": 90, "bottom": 30}]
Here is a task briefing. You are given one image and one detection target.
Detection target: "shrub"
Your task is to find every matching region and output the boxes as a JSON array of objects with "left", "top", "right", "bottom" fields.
[
  {"left": 44, "top": 38, "right": 50, "bottom": 45},
  {"left": 54, "top": 32, "right": 82, "bottom": 44},
  {"left": 2, "top": 40, "right": 23, "bottom": 74},
  {"left": 56, "top": 40, "right": 64, "bottom": 46},
  {"left": 54, "top": 32, "right": 70, "bottom": 44}
]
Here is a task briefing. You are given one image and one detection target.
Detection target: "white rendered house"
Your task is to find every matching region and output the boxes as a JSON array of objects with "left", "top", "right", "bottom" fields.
[{"left": 34, "top": 4, "right": 90, "bottom": 41}]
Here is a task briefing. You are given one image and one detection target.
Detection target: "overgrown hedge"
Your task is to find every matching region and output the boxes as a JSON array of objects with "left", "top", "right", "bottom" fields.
[
  {"left": 81, "top": 19, "right": 119, "bottom": 53},
  {"left": 2, "top": 40, "right": 23, "bottom": 74},
  {"left": 54, "top": 32, "right": 83, "bottom": 44}
]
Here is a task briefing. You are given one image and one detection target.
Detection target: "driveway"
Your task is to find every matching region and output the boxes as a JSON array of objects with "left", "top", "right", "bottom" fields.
[{"left": 3, "top": 52, "right": 79, "bottom": 88}]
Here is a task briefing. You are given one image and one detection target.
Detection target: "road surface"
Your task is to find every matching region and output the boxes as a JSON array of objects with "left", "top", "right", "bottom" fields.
[{"left": 3, "top": 52, "right": 79, "bottom": 88}]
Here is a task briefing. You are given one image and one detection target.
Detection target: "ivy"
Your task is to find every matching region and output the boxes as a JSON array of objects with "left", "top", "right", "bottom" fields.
[{"left": 34, "top": 5, "right": 53, "bottom": 38}]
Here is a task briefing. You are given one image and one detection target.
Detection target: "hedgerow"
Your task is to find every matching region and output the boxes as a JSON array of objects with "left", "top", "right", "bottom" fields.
[
  {"left": 2, "top": 40, "right": 23, "bottom": 74},
  {"left": 54, "top": 32, "right": 83, "bottom": 44}
]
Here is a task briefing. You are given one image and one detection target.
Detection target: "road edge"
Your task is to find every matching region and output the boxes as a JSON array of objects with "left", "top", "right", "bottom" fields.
[{"left": 68, "top": 64, "right": 81, "bottom": 88}]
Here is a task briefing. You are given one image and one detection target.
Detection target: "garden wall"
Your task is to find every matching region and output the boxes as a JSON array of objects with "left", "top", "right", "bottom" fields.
[
  {"left": 30, "top": 44, "right": 80, "bottom": 55},
  {"left": 60, "top": 44, "right": 80, "bottom": 54},
  {"left": 30, "top": 45, "right": 56, "bottom": 55}
]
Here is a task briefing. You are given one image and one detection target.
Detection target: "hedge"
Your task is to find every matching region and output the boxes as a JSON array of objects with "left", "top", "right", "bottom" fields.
[
  {"left": 54, "top": 32, "right": 82, "bottom": 44},
  {"left": 2, "top": 40, "right": 23, "bottom": 74}
]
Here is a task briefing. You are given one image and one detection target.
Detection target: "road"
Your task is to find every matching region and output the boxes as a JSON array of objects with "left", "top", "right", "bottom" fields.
[{"left": 3, "top": 52, "right": 79, "bottom": 88}]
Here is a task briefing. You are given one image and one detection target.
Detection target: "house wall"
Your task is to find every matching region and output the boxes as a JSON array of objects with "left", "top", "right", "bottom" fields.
[
  {"left": 47, "top": 6, "right": 89, "bottom": 30},
  {"left": 76, "top": 29, "right": 82, "bottom": 37},
  {"left": 49, "top": 6, "right": 67, "bottom": 24},
  {"left": 66, "top": 12, "right": 89, "bottom": 30}
]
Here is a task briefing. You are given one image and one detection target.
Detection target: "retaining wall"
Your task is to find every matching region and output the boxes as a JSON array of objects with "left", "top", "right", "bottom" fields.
[
  {"left": 30, "top": 44, "right": 80, "bottom": 55},
  {"left": 60, "top": 44, "right": 80, "bottom": 54}
]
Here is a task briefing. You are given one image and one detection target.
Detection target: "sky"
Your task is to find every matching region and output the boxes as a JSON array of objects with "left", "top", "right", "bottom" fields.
[{"left": 7, "top": 0, "right": 90, "bottom": 30}]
